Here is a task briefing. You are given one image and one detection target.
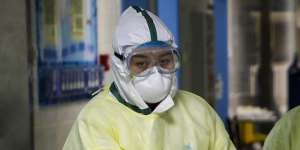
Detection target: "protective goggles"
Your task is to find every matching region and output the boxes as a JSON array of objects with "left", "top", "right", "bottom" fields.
[{"left": 115, "top": 41, "right": 180, "bottom": 77}]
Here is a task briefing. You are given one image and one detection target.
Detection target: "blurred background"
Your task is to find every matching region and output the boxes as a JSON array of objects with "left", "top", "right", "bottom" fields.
[{"left": 0, "top": 0, "right": 300, "bottom": 149}]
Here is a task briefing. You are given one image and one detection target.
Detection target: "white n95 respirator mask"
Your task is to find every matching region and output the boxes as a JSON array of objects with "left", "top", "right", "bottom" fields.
[{"left": 132, "top": 68, "right": 173, "bottom": 103}]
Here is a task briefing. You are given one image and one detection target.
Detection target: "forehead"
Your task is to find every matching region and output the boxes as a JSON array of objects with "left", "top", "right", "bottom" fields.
[{"left": 131, "top": 47, "right": 173, "bottom": 56}]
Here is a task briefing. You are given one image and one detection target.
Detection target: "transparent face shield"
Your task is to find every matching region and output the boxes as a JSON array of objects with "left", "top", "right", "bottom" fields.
[{"left": 126, "top": 47, "right": 180, "bottom": 77}]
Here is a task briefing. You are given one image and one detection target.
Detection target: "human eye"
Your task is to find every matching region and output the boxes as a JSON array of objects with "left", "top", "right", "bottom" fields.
[
  {"left": 159, "top": 55, "right": 174, "bottom": 66},
  {"left": 134, "top": 60, "right": 149, "bottom": 69}
]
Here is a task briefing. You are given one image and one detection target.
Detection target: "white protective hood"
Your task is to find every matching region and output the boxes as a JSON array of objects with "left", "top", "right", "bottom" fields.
[{"left": 111, "top": 6, "right": 178, "bottom": 113}]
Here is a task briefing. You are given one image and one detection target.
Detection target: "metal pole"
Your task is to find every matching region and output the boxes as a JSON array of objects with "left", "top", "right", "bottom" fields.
[{"left": 257, "top": 0, "right": 276, "bottom": 111}]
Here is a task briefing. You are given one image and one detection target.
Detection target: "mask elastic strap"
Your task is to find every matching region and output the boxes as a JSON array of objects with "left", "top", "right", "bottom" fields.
[{"left": 114, "top": 52, "right": 125, "bottom": 61}]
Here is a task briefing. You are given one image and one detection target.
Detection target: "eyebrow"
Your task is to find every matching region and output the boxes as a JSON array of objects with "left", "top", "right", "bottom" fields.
[
  {"left": 159, "top": 52, "right": 173, "bottom": 57},
  {"left": 132, "top": 51, "right": 173, "bottom": 59},
  {"left": 132, "top": 54, "right": 148, "bottom": 59}
]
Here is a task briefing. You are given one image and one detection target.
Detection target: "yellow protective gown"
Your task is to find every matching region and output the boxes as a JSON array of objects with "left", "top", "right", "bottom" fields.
[
  {"left": 63, "top": 84, "right": 236, "bottom": 150},
  {"left": 263, "top": 106, "right": 300, "bottom": 150}
]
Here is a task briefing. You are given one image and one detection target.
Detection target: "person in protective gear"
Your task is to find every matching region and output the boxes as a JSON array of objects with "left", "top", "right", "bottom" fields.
[
  {"left": 63, "top": 6, "right": 236, "bottom": 150},
  {"left": 263, "top": 106, "right": 300, "bottom": 150}
]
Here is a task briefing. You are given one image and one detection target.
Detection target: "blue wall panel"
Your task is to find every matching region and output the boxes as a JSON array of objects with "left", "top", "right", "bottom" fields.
[
  {"left": 122, "top": 0, "right": 149, "bottom": 11},
  {"left": 214, "top": 0, "right": 229, "bottom": 122},
  {"left": 157, "top": 0, "right": 179, "bottom": 44}
]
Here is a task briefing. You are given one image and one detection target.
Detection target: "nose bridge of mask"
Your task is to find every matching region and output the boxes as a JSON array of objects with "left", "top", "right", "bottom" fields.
[
  {"left": 138, "top": 65, "right": 159, "bottom": 78},
  {"left": 149, "top": 65, "right": 160, "bottom": 74}
]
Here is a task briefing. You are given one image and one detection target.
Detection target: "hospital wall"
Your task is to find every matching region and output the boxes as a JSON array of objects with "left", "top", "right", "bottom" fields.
[
  {"left": 0, "top": 0, "right": 121, "bottom": 150},
  {"left": 0, "top": 0, "right": 31, "bottom": 149}
]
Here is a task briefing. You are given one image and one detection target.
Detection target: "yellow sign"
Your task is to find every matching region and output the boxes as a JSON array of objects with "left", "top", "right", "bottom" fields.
[
  {"left": 43, "top": 0, "right": 57, "bottom": 45},
  {"left": 71, "top": 0, "right": 84, "bottom": 41}
]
